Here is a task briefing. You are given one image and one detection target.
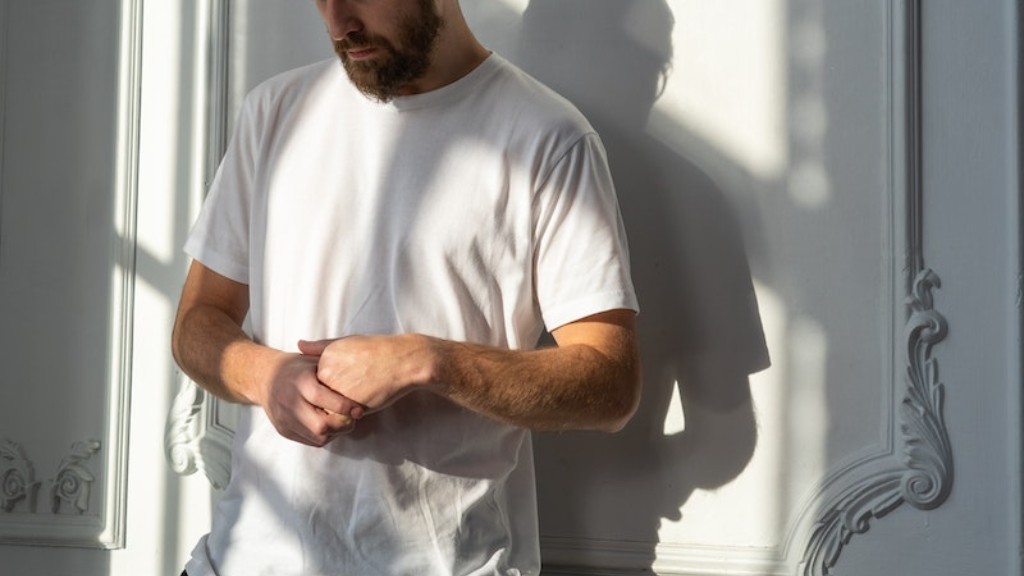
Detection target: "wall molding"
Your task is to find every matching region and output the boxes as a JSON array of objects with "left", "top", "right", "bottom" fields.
[
  {"left": 99, "top": 0, "right": 144, "bottom": 550},
  {"left": 0, "top": 0, "right": 143, "bottom": 550},
  {"left": 164, "top": 0, "right": 236, "bottom": 491},
  {"left": 0, "top": 0, "right": 9, "bottom": 262},
  {"left": 798, "top": 1, "right": 952, "bottom": 574}
]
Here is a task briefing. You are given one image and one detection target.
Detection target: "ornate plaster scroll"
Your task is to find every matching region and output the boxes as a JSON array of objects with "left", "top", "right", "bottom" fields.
[
  {"left": 166, "top": 375, "right": 234, "bottom": 490},
  {"left": 801, "top": 274, "right": 950, "bottom": 575},
  {"left": 0, "top": 439, "right": 103, "bottom": 516},
  {"left": 0, "top": 440, "right": 39, "bottom": 513},
  {"left": 51, "top": 440, "right": 102, "bottom": 515},
  {"left": 166, "top": 375, "right": 206, "bottom": 478}
]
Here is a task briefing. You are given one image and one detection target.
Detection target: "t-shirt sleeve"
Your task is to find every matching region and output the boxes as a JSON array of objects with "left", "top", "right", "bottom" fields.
[
  {"left": 183, "top": 96, "right": 260, "bottom": 284},
  {"left": 532, "top": 133, "right": 639, "bottom": 330}
]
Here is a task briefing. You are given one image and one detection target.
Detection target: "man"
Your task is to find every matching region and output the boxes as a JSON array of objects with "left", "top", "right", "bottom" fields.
[{"left": 172, "top": 0, "right": 640, "bottom": 574}]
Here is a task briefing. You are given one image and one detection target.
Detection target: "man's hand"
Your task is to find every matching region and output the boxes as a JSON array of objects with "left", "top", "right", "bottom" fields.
[
  {"left": 256, "top": 351, "right": 367, "bottom": 446},
  {"left": 298, "top": 334, "right": 435, "bottom": 413},
  {"left": 172, "top": 261, "right": 367, "bottom": 447}
]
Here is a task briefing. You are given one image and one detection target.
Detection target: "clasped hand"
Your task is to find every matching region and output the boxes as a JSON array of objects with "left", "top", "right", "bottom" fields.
[
  {"left": 259, "top": 334, "right": 435, "bottom": 447},
  {"left": 299, "top": 333, "right": 435, "bottom": 411}
]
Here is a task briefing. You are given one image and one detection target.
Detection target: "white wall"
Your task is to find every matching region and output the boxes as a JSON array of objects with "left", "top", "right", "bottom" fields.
[{"left": 0, "top": 1, "right": 1019, "bottom": 575}]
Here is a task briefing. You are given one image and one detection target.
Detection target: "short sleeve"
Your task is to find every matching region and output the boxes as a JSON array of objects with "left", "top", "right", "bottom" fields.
[
  {"left": 183, "top": 96, "right": 261, "bottom": 284},
  {"left": 532, "top": 133, "right": 638, "bottom": 330}
]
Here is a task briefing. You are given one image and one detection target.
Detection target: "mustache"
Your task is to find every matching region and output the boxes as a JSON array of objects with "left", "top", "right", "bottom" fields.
[{"left": 333, "top": 32, "right": 387, "bottom": 52}]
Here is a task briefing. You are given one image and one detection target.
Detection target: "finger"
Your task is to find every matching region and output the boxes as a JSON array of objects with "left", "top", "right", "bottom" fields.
[
  {"left": 272, "top": 405, "right": 328, "bottom": 446},
  {"left": 269, "top": 414, "right": 324, "bottom": 447},
  {"left": 271, "top": 387, "right": 348, "bottom": 446},
  {"left": 303, "top": 380, "right": 367, "bottom": 420},
  {"left": 319, "top": 409, "right": 356, "bottom": 435},
  {"left": 297, "top": 338, "right": 332, "bottom": 356},
  {"left": 292, "top": 402, "right": 350, "bottom": 446}
]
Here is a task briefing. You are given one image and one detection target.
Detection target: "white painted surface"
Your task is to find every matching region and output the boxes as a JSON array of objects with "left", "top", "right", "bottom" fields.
[{"left": 0, "top": 1, "right": 1019, "bottom": 575}]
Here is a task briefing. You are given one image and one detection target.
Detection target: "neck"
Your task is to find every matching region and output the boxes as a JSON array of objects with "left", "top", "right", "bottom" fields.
[{"left": 399, "top": 3, "right": 490, "bottom": 96}]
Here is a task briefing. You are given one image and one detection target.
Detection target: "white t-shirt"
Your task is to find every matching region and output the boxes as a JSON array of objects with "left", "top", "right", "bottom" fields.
[{"left": 184, "top": 54, "right": 637, "bottom": 576}]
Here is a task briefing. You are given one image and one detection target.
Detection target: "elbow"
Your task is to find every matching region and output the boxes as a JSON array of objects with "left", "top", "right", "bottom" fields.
[
  {"left": 597, "top": 364, "right": 642, "bottom": 434},
  {"left": 170, "top": 315, "right": 184, "bottom": 369},
  {"left": 170, "top": 309, "right": 191, "bottom": 372},
  {"left": 602, "top": 387, "right": 640, "bottom": 433}
]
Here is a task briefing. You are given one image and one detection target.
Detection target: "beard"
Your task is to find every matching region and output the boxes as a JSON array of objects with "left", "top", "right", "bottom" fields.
[{"left": 332, "top": 0, "right": 444, "bottom": 102}]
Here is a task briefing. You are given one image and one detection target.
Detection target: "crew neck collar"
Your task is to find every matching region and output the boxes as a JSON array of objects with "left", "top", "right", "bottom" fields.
[{"left": 343, "top": 52, "right": 501, "bottom": 112}]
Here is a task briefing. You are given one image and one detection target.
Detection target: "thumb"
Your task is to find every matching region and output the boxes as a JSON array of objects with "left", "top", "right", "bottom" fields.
[{"left": 297, "top": 339, "right": 331, "bottom": 357}]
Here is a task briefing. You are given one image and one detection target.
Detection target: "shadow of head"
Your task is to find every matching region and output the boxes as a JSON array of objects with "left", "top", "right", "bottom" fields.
[{"left": 519, "top": 0, "right": 674, "bottom": 126}]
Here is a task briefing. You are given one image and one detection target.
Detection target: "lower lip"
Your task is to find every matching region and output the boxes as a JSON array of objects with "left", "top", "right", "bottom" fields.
[{"left": 347, "top": 48, "right": 377, "bottom": 61}]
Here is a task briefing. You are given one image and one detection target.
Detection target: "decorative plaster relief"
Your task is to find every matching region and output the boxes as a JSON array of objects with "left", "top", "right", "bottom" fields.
[
  {"left": 801, "top": 271, "right": 950, "bottom": 575},
  {"left": 166, "top": 376, "right": 234, "bottom": 490},
  {"left": 51, "top": 440, "right": 102, "bottom": 515},
  {"left": 0, "top": 439, "right": 102, "bottom": 516},
  {"left": 0, "top": 440, "right": 39, "bottom": 513},
  {"left": 166, "top": 375, "right": 206, "bottom": 479}
]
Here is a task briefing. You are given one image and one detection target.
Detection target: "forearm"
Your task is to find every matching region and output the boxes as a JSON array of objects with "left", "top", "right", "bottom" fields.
[
  {"left": 171, "top": 303, "right": 280, "bottom": 405},
  {"left": 306, "top": 311, "right": 641, "bottom": 432},
  {"left": 428, "top": 333, "right": 640, "bottom": 432}
]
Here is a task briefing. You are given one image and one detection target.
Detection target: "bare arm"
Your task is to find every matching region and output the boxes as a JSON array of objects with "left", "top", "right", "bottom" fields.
[
  {"left": 300, "top": 309, "right": 641, "bottom": 432},
  {"left": 172, "top": 261, "right": 363, "bottom": 446}
]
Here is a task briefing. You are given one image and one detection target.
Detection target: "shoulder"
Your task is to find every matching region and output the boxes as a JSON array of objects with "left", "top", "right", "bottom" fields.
[
  {"left": 240, "top": 58, "right": 341, "bottom": 121},
  {"left": 474, "top": 55, "right": 598, "bottom": 156},
  {"left": 489, "top": 56, "right": 591, "bottom": 126}
]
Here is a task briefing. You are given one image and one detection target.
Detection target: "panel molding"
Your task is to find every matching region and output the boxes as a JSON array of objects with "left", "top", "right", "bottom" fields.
[
  {"left": 0, "top": 0, "right": 8, "bottom": 258},
  {"left": 0, "top": 0, "right": 144, "bottom": 549},
  {"left": 100, "top": 0, "right": 144, "bottom": 550},
  {"left": 797, "top": 1, "right": 952, "bottom": 574},
  {"left": 164, "top": 0, "right": 236, "bottom": 491}
]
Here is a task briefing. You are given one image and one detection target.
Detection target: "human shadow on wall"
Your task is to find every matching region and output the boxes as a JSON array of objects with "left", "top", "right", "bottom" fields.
[{"left": 518, "top": 0, "right": 771, "bottom": 569}]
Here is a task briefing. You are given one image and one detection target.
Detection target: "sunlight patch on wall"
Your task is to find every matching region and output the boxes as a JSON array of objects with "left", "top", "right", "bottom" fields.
[
  {"left": 652, "top": 279, "right": 828, "bottom": 559},
  {"left": 494, "top": 0, "right": 529, "bottom": 14},
  {"left": 135, "top": 1, "right": 182, "bottom": 266},
  {"left": 784, "top": 312, "right": 829, "bottom": 539},
  {"left": 662, "top": 381, "right": 686, "bottom": 435},
  {"left": 230, "top": 0, "right": 251, "bottom": 129},
  {"left": 655, "top": 281, "right": 789, "bottom": 549},
  {"left": 786, "top": 1, "right": 832, "bottom": 210},
  {"left": 647, "top": 0, "right": 786, "bottom": 181}
]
